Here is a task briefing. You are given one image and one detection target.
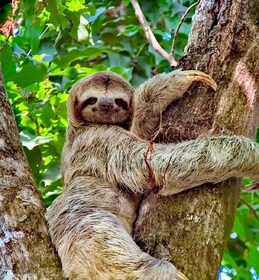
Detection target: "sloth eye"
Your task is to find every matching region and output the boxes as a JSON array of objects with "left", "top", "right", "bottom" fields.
[
  {"left": 82, "top": 97, "right": 97, "bottom": 107},
  {"left": 115, "top": 98, "right": 128, "bottom": 110}
]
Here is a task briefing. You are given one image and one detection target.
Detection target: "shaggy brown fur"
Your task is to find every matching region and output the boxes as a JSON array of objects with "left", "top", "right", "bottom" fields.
[{"left": 46, "top": 70, "right": 259, "bottom": 280}]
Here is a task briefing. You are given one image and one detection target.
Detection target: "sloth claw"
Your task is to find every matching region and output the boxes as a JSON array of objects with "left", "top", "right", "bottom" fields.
[
  {"left": 176, "top": 271, "right": 189, "bottom": 280},
  {"left": 183, "top": 70, "right": 217, "bottom": 91}
]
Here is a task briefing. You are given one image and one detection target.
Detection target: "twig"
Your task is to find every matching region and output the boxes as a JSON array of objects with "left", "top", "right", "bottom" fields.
[
  {"left": 143, "top": 151, "right": 156, "bottom": 188},
  {"left": 144, "top": 111, "right": 163, "bottom": 161},
  {"left": 242, "top": 182, "right": 259, "bottom": 192},
  {"left": 130, "top": 0, "right": 177, "bottom": 67},
  {"left": 239, "top": 196, "right": 259, "bottom": 220},
  {"left": 0, "top": 31, "right": 12, "bottom": 53},
  {"left": 171, "top": 0, "right": 201, "bottom": 57},
  {"left": 143, "top": 111, "right": 164, "bottom": 192}
]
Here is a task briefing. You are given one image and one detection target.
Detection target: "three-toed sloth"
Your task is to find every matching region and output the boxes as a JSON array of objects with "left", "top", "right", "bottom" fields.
[{"left": 46, "top": 70, "right": 259, "bottom": 280}]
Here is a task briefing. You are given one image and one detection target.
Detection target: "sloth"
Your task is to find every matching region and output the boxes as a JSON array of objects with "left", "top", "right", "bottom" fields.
[{"left": 46, "top": 70, "right": 259, "bottom": 280}]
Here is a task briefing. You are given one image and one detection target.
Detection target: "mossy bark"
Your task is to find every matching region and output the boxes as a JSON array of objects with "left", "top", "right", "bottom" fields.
[
  {"left": 0, "top": 72, "right": 64, "bottom": 279},
  {"left": 133, "top": 1, "right": 259, "bottom": 279}
]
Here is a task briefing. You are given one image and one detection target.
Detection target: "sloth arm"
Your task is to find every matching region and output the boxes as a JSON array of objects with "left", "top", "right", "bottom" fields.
[
  {"left": 65, "top": 125, "right": 259, "bottom": 196},
  {"left": 131, "top": 69, "right": 217, "bottom": 140}
]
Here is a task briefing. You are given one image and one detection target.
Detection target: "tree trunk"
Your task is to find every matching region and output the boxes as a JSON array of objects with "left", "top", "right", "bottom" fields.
[
  {"left": 133, "top": 1, "right": 259, "bottom": 279},
  {"left": 0, "top": 71, "right": 64, "bottom": 279}
]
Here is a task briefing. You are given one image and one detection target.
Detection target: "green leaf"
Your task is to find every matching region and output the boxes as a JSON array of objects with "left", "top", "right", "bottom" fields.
[
  {"left": 54, "top": 47, "right": 104, "bottom": 67},
  {"left": 107, "top": 66, "right": 133, "bottom": 80},
  {"left": 20, "top": 130, "right": 53, "bottom": 150},
  {"left": 0, "top": 44, "right": 16, "bottom": 82},
  {"left": 12, "top": 64, "right": 47, "bottom": 87},
  {"left": 107, "top": 51, "right": 131, "bottom": 67},
  {"left": 66, "top": 0, "right": 87, "bottom": 12},
  {"left": 23, "top": 146, "right": 42, "bottom": 182},
  {"left": 41, "top": 163, "right": 61, "bottom": 186},
  {"left": 256, "top": 127, "right": 259, "bottom": 143},
  {"left": 23, "top": 0, "right": 37, "bottom": 19},
  {"left": 47, "top": 0, "right": 67, "bottom": 28},
  {"left": 0, "top": 3, "right": 11, "bottom": 25},
  {"left": 13, "top": 43, "right": 28, "bottom": 56},
  {"left": 24, "top": 19, "right": 43, "bottom": 53}
]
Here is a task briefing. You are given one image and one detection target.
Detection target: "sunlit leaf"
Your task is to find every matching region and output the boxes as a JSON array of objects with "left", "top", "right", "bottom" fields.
[
  {"left": 20, "top": 130, "right": 53, "bottom": 150},
  {"left": 41, "top": 163, "right": 61, "bottom": 186}
]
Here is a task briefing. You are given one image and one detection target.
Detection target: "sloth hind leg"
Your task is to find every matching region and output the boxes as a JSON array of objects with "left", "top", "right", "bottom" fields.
[{"left": 59, "top": 210, "right": 186, "bottom": 280}]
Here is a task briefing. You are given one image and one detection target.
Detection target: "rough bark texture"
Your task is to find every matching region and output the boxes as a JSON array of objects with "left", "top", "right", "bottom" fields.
[
  {"left": 0, "top": 72, "right": 64, "bottom": 279},
  {"left": 134, "top": 1, "right": 259, "bottom": 279}
]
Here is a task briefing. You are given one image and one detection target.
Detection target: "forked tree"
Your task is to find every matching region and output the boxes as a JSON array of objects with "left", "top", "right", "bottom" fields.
[{"left": 0, "top": 0, "right": 258, "bottom": 278}]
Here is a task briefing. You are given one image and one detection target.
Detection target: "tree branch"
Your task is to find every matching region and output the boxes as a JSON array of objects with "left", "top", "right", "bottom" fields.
[
  {"left": 130, "top": 0, "right": 177, "bottom": 67},
  {"left": 239, "top": 196, "right": 259, "bottom": 220},
  {"left": 171, "top": 0, "right": 201, "bottom": 57}
]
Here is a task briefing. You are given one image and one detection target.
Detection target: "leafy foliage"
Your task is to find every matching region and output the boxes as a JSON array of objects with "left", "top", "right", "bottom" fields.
[
  {"left": 222, "top": 192, "right": 259, "bottom": 279},
  {"left": 0, "top": 0, "right": 258, "bottom": 278}
]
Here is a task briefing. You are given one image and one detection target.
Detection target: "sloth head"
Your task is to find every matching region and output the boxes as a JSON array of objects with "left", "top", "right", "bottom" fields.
[{"left": 67, "top": 72, "right": 135, "bottom": 134}]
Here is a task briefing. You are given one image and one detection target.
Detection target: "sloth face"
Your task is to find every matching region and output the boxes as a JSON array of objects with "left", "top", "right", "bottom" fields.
[
  {"left": 70, "top": 72, "right": 134, "bottom": 127},
  {"left": 78, "top": 86, "right": 132, "bottom": 124}
]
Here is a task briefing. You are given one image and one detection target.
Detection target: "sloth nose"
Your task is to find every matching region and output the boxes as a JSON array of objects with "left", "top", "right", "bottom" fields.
[{"left": 99, "top": 97, "right": 114, "bottom": 111}]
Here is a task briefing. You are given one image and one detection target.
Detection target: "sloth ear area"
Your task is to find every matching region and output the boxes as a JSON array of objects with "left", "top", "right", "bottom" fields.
[{"left": 71, "top": 95, "right": 86, "bottom": 123}]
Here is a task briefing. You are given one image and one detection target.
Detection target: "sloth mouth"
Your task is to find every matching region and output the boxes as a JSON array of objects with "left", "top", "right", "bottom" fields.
[
  {"left": 93, "top": 107, "right": 120, "bottom": 114},
  {"left": 99, "top": 108, "right": 116, "bottom": 113},
  {"left": 92, "top": 109, "right": 129, "bottom": 124}
]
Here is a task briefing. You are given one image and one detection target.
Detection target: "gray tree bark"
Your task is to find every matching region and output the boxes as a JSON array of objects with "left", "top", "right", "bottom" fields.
[
  {"left": 133, "top": 1, "right": 259, "bottom": 279},
  {"left": 0, "top": 71, "right": 64, "bottom": 279}
]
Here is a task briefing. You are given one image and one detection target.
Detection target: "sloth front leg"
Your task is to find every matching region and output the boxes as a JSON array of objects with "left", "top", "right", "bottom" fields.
[
  {"left": 120, "top": 135, "right": 259, "bottom": 195},
  {"left": 67, "top": 127, "right": 259, "bottom": 195},
  {"left": 131, "top": 69, "right": 217, "bottom": 140},
  {"left": 151, "top": 136, "right": 259, "bottom": 196}
]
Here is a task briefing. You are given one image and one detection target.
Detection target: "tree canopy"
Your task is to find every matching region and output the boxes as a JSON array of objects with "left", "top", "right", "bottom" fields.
[{"left": 0, "top": 1, "right": 258, "bottom": 279}]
